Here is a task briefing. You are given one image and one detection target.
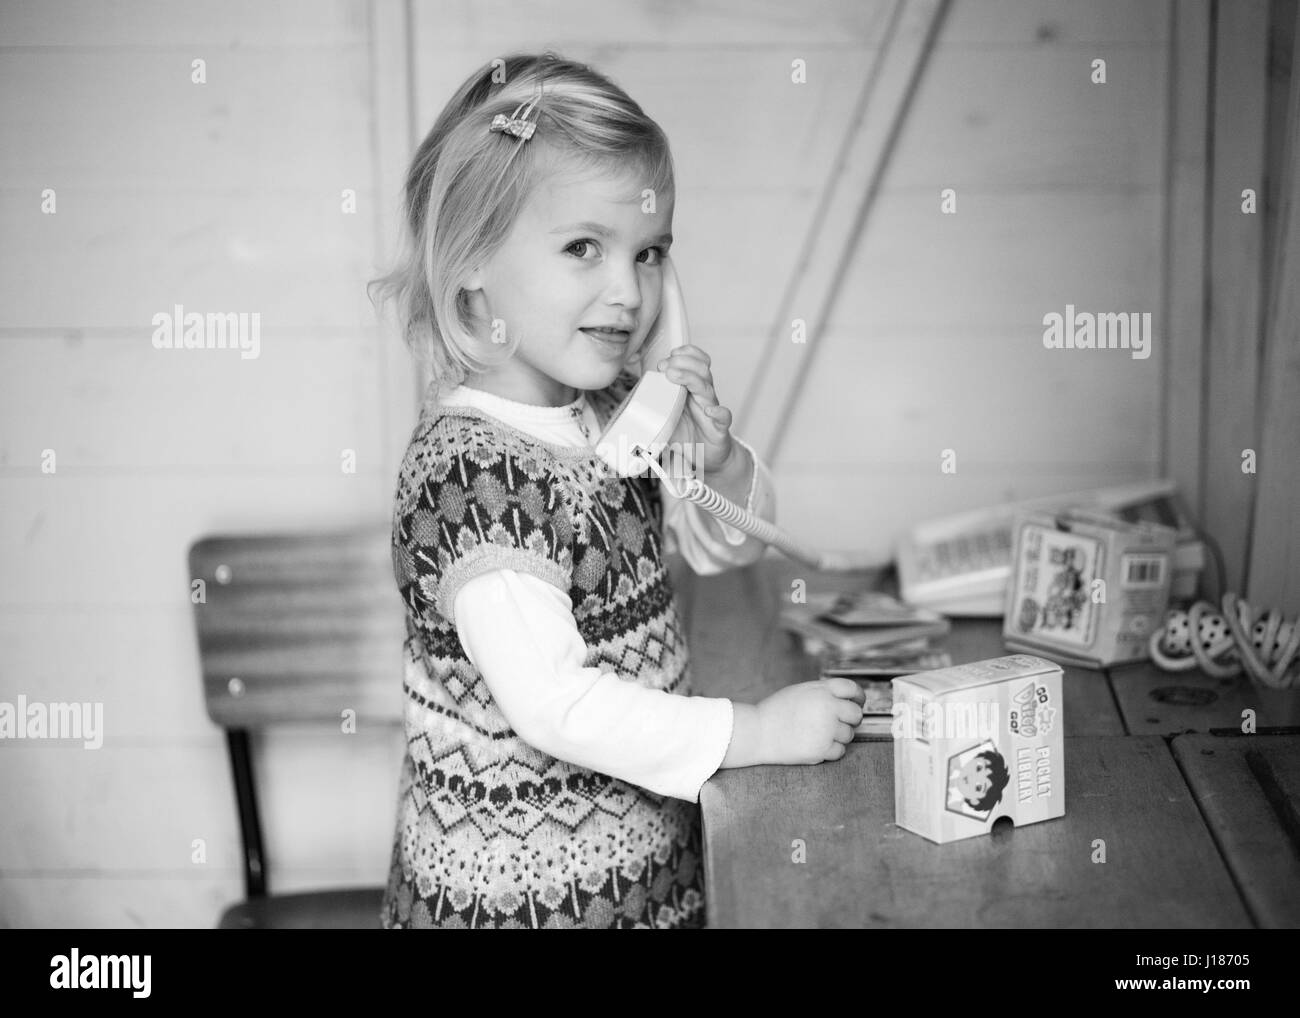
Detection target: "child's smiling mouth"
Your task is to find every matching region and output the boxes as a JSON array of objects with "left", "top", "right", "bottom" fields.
[{"left": 580, "top": 326, "right": 632, "bottom": 350}]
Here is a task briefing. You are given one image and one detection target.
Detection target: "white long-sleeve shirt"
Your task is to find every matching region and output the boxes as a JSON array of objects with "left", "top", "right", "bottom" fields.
[{"left": 438, "top": 382, "right": 777, "bottom": 802}]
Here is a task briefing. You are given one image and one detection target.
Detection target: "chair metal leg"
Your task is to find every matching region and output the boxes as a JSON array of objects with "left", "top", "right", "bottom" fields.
[{"left": 226, "top": 728, "right": 267, "bottom": 898}]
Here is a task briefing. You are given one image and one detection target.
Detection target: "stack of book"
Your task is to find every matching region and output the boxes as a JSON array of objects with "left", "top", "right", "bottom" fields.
[
  {"left": 779, "top": 589, "right": 950, "bottom": 658},
  {"left": 778, "top": 590, "right": 953, "bottom": 740}
]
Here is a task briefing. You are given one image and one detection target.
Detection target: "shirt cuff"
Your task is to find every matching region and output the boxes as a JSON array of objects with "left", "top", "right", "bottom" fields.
[{"left": 687, "top": 696, "right": 735, "bottom": 800}]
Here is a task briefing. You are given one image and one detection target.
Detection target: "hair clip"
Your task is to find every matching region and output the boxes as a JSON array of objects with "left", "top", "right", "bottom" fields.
[{"left": 489, "top": 87, "right": 542, "bottom": 141}]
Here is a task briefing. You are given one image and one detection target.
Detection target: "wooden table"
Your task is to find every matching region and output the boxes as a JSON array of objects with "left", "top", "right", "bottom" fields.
[{"left": 679, "top": 557, "right": 1300, "bottom": 928}]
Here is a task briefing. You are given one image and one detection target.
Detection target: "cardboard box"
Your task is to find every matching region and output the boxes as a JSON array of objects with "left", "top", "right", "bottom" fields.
[
  {"left": 1002, "top": 508, "right": 1177, "bottom": 668},
  {"left": 893, "top": 654, "right": 1064, "bottom": 844}
]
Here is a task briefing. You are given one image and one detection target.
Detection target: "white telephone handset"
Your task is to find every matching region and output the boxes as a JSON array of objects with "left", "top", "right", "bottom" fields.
[
  {"left": 594, "top": 257, "right": 855, "bottom": 572},
  {"left": 591, "top": 257, "right": 690, "bottom": 478}
]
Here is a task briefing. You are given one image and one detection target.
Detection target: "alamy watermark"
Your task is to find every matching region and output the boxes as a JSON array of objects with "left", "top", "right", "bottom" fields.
[
  {"left": 0, "top": 694, "right": 103, "bottom": 749},
  {"left": 50, "top": 949, "right": 150, "bottom": 997},
  {"left": 1042, "top": 304, "right": 1151, "bottom": 360},
  {"left": 151, "top": 305, "right": 261, "bottom": 360}
]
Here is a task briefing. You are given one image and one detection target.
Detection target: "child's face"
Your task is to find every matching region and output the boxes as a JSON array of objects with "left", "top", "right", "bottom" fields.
[
  {"left": 463, "top": 155, "right": 674, "bottom": 406},
  {"left": 956, "top": 756, "right": 992, "bottom": 803}
]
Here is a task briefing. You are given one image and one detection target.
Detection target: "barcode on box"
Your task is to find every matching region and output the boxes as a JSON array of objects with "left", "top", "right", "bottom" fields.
[{"left": 1121, "top": 553, "right": 1166, "bottom": 588}]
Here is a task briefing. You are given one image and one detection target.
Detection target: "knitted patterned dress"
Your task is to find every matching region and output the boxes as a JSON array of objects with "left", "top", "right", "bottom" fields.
[{"left": 381, "top": 369, "right": 710, "bottom": 929}]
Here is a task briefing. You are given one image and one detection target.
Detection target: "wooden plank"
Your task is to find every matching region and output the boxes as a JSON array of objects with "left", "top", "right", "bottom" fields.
[
  {"left": 940, "top": 0, "right": 1168, "bottom": 45},
  {"left": 0, "top": 731, "right": 403, "bottom": 875},
  {"left": 784, "top": 301, "right": 1164, "bottom": 473},
  {"left": 366, "top": 0, "right": 425, "bottom": 480},
  {"left": 1160, "top": 0, "right": 1210, "bottom": 529},
  {"left": 189, "top": 527, "right": 406, "bottom": 727},
  {"left": 786, "top": 191, "right": 1164, "bottom": 333},
  {"left": 1108, "top": 659, "right": 1300, "bottom": 736},
  {"left": 411, "top": 0, "right": 897, "bottom": 51},
  {"left": 0, "top": 870, "right": 383, "bottom": 929},
  {"left": 1203, "top": 0, "right": 1270, "bottom": 596},
  {"left": 685, "top": 559, "right": 1124, "bottom": 734},
  {"left": 1171, "top": 733, "right": 1300, "bottom": 928},
  {"left": 0, "top": 607, "right": 218, "bottom": 740},
  {"left": 736, "top": 0, "right": 949, "bottom": 462},
  {"left": 0, "top": 740, "right": 234, "bottom": 871},
  {"left": 700, "top": 735, "right": 1251, "bottom": 927},
  {"left": 0, "top": 873, "right": 236, "bottom": 929},
  {"left": 883, "top": 46, "right": 1167, "bottom": 192},
  {"left": 0, "top": 0, "right": 366, "bottom": 47},
  {"left": 1246, "top": 1, "right": 1300, "bottom": 614},
  {"left": 1064, "top": 665, "right": 1127, "bottom": 736},
  {"left": 0, "top": 475, "right": 391, "bottom": 609},
  {"left": 0, "top": 189, "right": 378, "bottom": 330},
  {"left": 1261, "top": 0, "right": 1298, "bottom": 290},
  {"left": 1, "top": 334, "right": 386, "bottom": 470},
  {"left": 0, "top": 50, "right": 372, "bottom": 190}
]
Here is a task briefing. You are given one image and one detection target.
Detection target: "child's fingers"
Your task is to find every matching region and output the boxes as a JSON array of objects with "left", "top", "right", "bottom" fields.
[
  {"left": 671, "top": 369, "right": 717, "bottom": 407},
  {"left": 835, "top": 699, "right": 864, "bottom": 727},
  {"left": 657, "top": 346, "right": 711, "bottom": 371},
  {"left": 677, "top": 344, "right": 711, "bottom": 367},
  {"left": 659, "top": 353, "right": 720, "bottom": 401},
  {"left": 687, "top": 393, "right": 725, "bottom": 430},
  {"left": 822, "top": 677, "right": 867, "bottom": 702},
  {"left": 663, "top": 361, "right": 713, "bottom": 403}
]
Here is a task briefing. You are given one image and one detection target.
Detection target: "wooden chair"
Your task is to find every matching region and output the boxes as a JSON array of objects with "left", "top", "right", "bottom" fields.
[{"left": 189, "top": 525, "right": 406, "bottom": 929}]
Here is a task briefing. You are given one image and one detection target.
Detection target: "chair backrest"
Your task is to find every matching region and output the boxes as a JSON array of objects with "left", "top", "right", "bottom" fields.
[
  {"left": 189, "top": 525, "right": 407, "bottom": 900},
  {"left": 190, "top": 525, "right": 407, "bottom": 729}
]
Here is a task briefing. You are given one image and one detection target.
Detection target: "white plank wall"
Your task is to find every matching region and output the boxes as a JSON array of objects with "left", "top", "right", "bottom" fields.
[{"left": 0, "top": 1, "right": 413, "bottom": 928}]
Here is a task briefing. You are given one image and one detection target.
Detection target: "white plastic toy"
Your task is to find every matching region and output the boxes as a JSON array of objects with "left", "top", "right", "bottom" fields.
[{"left": 1148, "top": 593, "right": 1300, "bottom": 689}]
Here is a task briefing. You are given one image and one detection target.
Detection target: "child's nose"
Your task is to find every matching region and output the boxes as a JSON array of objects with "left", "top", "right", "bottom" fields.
[{"left": 602, "top": 263, "right": 643, "bottom": 311}]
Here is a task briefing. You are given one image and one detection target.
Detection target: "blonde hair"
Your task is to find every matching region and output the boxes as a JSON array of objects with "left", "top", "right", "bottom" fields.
[{"left": 368, "top": 52, "right": 676, "bottom": 394}]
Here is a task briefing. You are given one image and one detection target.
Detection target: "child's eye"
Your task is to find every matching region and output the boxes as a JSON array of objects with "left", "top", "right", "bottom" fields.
[{"left": 564, "top": 240, "right": 667, "bottom": 264}]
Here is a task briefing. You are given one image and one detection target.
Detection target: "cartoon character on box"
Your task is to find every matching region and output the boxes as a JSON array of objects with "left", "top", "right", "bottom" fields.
[
  {"left": 946, "top": 740, "right": 1011, "bottom": 822},
  {"left": 1042, "top": 546, "right": 1087, "bottom": 631}
]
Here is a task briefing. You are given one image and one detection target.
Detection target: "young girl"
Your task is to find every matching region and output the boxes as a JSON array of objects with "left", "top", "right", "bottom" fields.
[{"left": 369, "top": 52, "right": 865, "bottom": 929}]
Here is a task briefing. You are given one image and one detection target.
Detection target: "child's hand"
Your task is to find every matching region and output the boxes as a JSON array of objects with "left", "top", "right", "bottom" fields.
[
  {"left": 654, "top": 345, "right": 739, "bottom": 475},
  {"left": 755, "top": 678, "right": 866, "bottom": 764}
]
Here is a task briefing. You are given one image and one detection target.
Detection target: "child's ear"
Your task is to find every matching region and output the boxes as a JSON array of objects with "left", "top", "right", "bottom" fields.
[{"left": 462, "top": 265, "right": 485, "bottom": 292}]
